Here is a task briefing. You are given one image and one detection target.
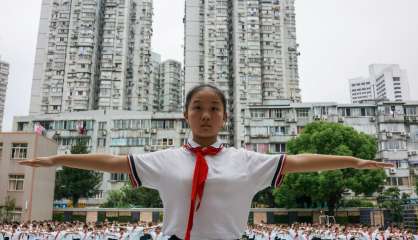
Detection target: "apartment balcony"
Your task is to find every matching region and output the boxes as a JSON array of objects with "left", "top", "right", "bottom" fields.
[
  {"left": 405, "top": 116, "right": 418, "bottom": 124},
  {"left": 378, "top": 114, "right": 405, "bottom": 123},
  {"left": 377, "top": 149, "right": 409, "bottom": 160}
]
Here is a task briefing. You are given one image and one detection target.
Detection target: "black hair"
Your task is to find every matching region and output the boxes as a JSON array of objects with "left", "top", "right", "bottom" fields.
[{"left": 184, "top": 84, "right": 227, "bottom": 114}]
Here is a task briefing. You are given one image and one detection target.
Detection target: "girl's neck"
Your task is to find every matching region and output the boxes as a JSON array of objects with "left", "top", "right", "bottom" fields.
[{"left": 192, "top": 136, "right": 217, "bottom": 147}]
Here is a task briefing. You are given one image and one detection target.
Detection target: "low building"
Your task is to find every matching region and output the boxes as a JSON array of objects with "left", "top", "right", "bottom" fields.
[
  {"left": 244, "top": 100, "right": 418, "bottom": 196},
  {"left": 12, "top": 100, "right": 418, "bottom": 205},
  {"left": 13, "top": 110, "right": 188, "bottom": 205},
  {"left": 0, "top": 133, "right": 57, "bottom": 221}
]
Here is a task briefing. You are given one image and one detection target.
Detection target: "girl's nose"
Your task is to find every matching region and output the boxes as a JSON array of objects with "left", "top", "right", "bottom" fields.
[{"left": 201, "top": 111, "right": 211, "bottom": 120}]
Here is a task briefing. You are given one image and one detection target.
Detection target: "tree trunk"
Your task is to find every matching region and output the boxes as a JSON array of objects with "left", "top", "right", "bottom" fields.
[{"left": 72, "top": 196, "right": 80, "bottom": 208}]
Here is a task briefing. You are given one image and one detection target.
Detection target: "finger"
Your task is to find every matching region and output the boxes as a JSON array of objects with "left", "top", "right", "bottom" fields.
[
  {"left": 377, "top": 162, "right": 394, "bottom": 168},
  {"left": 18, "top": 161, "right": 33, "bottom": 166}
]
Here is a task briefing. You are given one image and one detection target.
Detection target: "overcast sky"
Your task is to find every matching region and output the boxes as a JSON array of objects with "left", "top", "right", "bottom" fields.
[{"left": 0, "top": 0, "right": 417, "bottom": 131}]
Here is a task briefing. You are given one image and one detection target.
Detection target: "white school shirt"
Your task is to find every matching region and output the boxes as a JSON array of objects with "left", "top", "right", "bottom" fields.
[{"left": 128, "top": 138, "right": 286, "bottom": 240}]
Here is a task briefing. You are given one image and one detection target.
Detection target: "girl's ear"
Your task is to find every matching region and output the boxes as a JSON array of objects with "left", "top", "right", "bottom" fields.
[{"left": 183, "top": 111, "right": 189, "bottom": 123}]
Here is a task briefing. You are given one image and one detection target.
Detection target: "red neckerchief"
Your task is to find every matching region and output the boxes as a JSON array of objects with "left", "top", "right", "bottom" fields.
[{"left": 183, "top": 143, "right": 223, "bottom": 240}]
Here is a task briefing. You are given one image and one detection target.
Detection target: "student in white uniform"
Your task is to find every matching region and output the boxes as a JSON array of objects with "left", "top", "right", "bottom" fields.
[{"left": 20, "top": 84, "right": 393, "bottom": 240}]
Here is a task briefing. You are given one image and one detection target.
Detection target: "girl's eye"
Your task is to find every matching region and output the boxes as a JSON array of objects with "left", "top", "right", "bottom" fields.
[
  {"left": 193, "top": 106, "right": 201, "bottom": 110},
  {"left": 212, "top": 107, "right": 219, "bottom": 111}
]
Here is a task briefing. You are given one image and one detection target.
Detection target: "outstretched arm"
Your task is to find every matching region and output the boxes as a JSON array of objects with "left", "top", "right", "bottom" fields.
[
  {"left": 283, "top": 154, "right": 393, "bottom": 173},
  {"left": 18, "top": 154, "right": 130, "bottom": 173}
]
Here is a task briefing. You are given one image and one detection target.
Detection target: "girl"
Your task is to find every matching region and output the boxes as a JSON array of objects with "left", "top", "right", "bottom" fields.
[{"left": 19, "top": 84, "right": 393, "bottom": 240}]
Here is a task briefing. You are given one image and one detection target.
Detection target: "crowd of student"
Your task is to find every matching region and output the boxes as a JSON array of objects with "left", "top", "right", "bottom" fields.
[
  {"left": 244, "top": 223, "right": 418, "bottom": 240},
  {"left": 1, "top": 221, "right": 418, "bottom": 240},
  {"left": 0, "top": 221, "right": 164, "bottom": 240}
]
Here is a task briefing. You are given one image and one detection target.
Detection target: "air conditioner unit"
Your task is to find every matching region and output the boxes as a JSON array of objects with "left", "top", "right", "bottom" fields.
[
  {"left": 406, "top": 133, "right": 411, "bottom": 138},
  {"left": 400, "top": 132, "right": 406, "bottom": 136},
  {"left": 411, "top": 151, "right": 417, "bottom": 156},
  {"left": 150, "top": 145, "right": 157, "bottom": 151},
  {"left": 370, "top": 117, "right": 376, "bottom": 122},
  {"left": 338, "top": 117, "right": 344, "bottom": 122},
  {"left": 180, "top": 129, "right": 186, "bottom": 134},
  {"left": 144, "top": 129, "right": 149, "bottom": 133},
  {"left": 387, "top": 132, "right": 393, "bottom": 138},
  {"left": 151, "top": 129, "right": 157, "bottom": 134},
  {"left": 389, "top": 168, "right": 396, "bottom": 174},
  {"left": 101, "top": 130, "right": 107, "bottom": 136},
  {"left": 144, "top": 145, "right": 150, "bottom": 151}
]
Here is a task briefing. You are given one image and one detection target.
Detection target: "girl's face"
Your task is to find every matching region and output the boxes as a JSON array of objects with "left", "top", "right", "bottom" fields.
[{"left": 184, "top": 88, "right": 226, "bottom": 143}]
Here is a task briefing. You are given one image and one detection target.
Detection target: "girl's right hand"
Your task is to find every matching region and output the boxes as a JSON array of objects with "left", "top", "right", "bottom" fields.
[{"left": 18, "top": 156, "right": 56, "bottom": 168}]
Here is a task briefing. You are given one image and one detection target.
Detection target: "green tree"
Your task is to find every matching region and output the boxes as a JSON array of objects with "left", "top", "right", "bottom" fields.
[
  {"left": 273, "top": 121, "right": 387, "bottom": 215},
  {"left": 377, "top": 187, "right": 407, "bottom": 224},
  {"left": 415, "top": 179, "right": 418, "bottom": 195},
  {"left": 0, "top": 196, "right": 16, "bottom": 222},
  {"left": 54, "top": 140, "right": 102, "bottom": 207},
  {"left": 101, "top": 183, "right": 162, "bottom": 208},
  {"left": 252, "top": 188, "right": 277, "bottom": 207}
]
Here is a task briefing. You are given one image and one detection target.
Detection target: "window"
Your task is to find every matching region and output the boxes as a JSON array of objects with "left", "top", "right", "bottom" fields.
[
  {"left": 296, "top": 108, "right": 309, "bottom": 118},
  {"left": 269, "top": 109, "right": 283, "bottom": 118},
  {"left": 9, "top": 175, "right": 24, "bottom": 191},
  {"left": 270, "top": 143, "right": 286, "bottom": 153},
  {"left": 110, "top": 173, "right": 127, "bottom": 182},
  {"left": 97, "top": 138, "right": 106, "bottom": 147},
  {"left": 11, "top": 143, "right": 28, "bottom": 159},
  {"left": 270, "top": 126, "right": 287, "bottom": 136},
  {"left": 17, "top": 122, "right": 29, "bottom": 131},
  {"left": 94, "top": 190, "right": 103, "bottom": 199},
  {"left": 251, "top": 109, "right": 266, "bottom": 118},
  {"left": 98, "top": 122, "right": 107, "bottom": 130},
  {"left": 382, "top": 140, "right": 406, "bottom": 150},
  {"left": 393, "top": 160, "right": 409, "bottom": 169},
  {"left": 405, "top": 107, "right": 417, "bottom": 116},
  {"left": 340, "top": 108, "right": 351, "bottom": 117},
  {"left": 387, "top": 177, "right": 409, "bottom": 186},
  {"left": 151, "top": 120, "right": 175, "bottom": 129},
  {"left": 158, "top": 138, "right": 174, "bottom": 146}
]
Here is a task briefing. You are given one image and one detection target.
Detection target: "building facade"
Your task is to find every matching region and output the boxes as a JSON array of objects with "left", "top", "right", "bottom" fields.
[
  {"left": 244, "top": 100, "right": 418, "bottom": 195},
  {"left": 349, "top": 77, "right": 375, "bottom": 104},
  {"left": 0, "top": 133, "right": 57, "bottom": 222},
  {"left": 349, "top": 64, "right": 410, "bottom": 103},
  {"left": 0, "top": 58, "right": 9, "bottom": 131},
  {"left": 13, "top": 101, "right": 418, "bottom": 204},
  {"left": 13, "top": 110, "right": 189, "bottom": 205},
  {"left": 29, "top": 0, "right": 155, "bottom": 114},
  {"left": 184, "top": 0, "right": 301, "bottom": 146},
  {"left": 158, "top": 60, "right": 184, "bottom": 112}
]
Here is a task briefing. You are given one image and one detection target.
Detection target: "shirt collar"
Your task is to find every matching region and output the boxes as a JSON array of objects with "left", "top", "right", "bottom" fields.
[{"left": 186, "top": 136, "right": 224, "bottom": 149}]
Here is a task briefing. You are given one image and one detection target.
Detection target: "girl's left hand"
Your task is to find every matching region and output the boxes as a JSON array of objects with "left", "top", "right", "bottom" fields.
[{"left": 355, "top": 160, "right": 394, "bottom": 169}]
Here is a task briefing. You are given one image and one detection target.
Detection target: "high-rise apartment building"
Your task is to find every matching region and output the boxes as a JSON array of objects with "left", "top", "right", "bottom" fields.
[
  {"left": 184, "top": 0, "right": 301, "bottom": 145},
  {"left": 350, "top": 64, "right": 410, "bottom": 103},
  {"left": 0, "top": 58, "right": 9, "bottom": 131},
  {"left": 158, "top": 60, "right": 184, "bottom": 112},
  {"left": 29, "top": 0, "right": 154, "bottom": 114},
  {"left": 151, "top": 52, "right": 162, "bottom": 111}
]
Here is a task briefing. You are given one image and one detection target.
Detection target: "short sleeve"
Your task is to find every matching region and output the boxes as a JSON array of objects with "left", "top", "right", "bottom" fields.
[
  {"left": 127, "top": 150, "right": 168, "bottom": 190},
  {"left": 244, "top": 150, "right": 286, "bottom": 192}
]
